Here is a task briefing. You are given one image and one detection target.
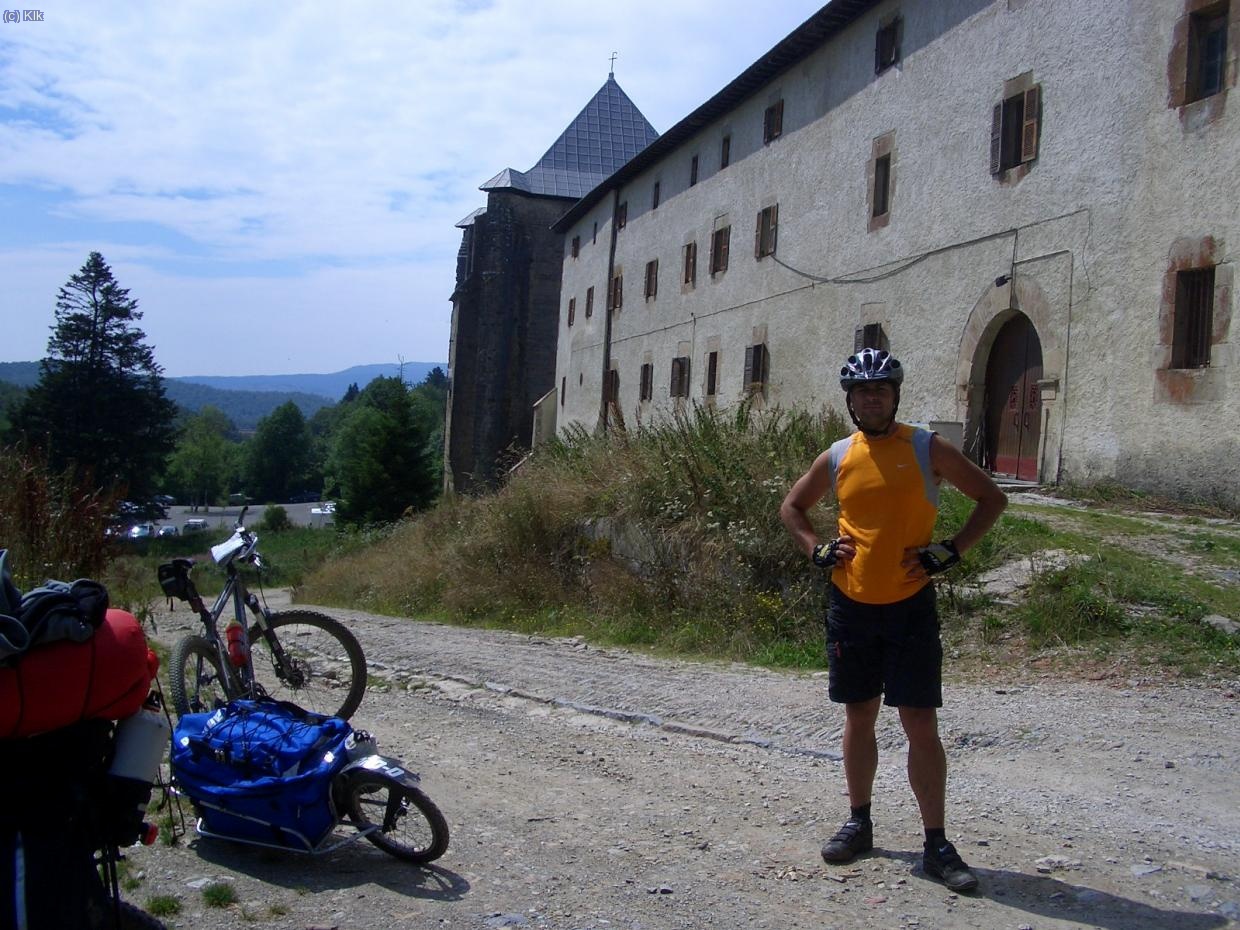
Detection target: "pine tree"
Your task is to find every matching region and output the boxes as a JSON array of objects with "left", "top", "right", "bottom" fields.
[{"left": 13, "top": 252, "right": 177, "bottom": 500}]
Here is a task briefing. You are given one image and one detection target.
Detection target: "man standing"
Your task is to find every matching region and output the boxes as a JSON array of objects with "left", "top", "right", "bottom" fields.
[{"left": 779, "top": 348, "right": 1007, "bottom": 892}]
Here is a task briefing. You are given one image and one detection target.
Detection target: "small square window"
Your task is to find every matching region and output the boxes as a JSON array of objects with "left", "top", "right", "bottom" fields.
[
  {"left": 670, "top": 356, "right": 691, "bottom": 398},
  {"left": 616, "top": 202, "right": 628, "bottom": 230},
  {"left": 690, "top": 154, "right": 699, "bottom": 186},
  {"left": 720, "top": 134, "right": 731, "bottom": 169},
  {"left": 755, "top": 204, "right": 778, "bottom": 258},
  {"left": 585, "top": 286, "right": 594, "bottom": 318},
  {"left": 652, "top": 182, "right": 660, "bottom": 210},
  {"left": 683, "top": 241, "right": 697, "bottom": 288},
  {"left": 873, "top": 154, "right": 891, "bottom": 218},
  {"left": 644, "top": 259, "right": 658, "bottom": 300},
  {"left": 763, "top": 100, "right": 784, "bottom": 144},
  {"left": 1172, "top": 267, "right": 1215, "bottom": 368},
  {"left": 710, "top": 226, "right": 731, "bottom": 275},
  {"left": 991, "top": 84, "right": 1040, "bottom": 175},
  {"left": 571, "top": 235, "right": 580, "bottom": 258},
  {"left": 875, "top": 17, "right": 902, "bottom": 74},
  {"left": 1187, "top": 3, "right": 1229, "bottom": 103}
]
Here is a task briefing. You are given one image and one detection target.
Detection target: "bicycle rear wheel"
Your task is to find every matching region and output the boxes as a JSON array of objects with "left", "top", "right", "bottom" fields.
[
  {"left": 168, "top": 635, "right": 230, "bottom": 716},
  {"left": 247, "top": 610, "right": 367, "bottom": 720},
  {"left": 342, "top": 774, "right": 449, "bottom": 864}
]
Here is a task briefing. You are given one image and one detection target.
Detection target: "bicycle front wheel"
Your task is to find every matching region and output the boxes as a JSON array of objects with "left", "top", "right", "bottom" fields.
[
  {"left": 343, "top": 774, "right": 449, "bottom": 864},
  {"left": 168, "top": 635, "right": 232, "bottom": 717},
  {"left": 247, "top": 610, "right": 367, "bottom": 720}
]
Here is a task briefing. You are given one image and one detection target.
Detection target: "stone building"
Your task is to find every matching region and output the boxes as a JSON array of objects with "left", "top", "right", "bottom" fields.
[
  {"left": 550, "top": 0, "right": 1238, "bottom": 504},
  {"left": 445, "top": 75, "right": 659, "bottom": 493}
]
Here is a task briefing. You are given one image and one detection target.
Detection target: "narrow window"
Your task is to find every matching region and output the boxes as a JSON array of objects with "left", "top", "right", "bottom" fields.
[
  {"left": 652, "top": 182, "right": 661, "bottom": 210},
  {"left": 755, "top": 204, "right": 779, "bottom": 258},
  {"left": 710, "top": 226, "right": 731, "bottom": 275},
  {"left": 1172, "top": 267, "right": 1215, "bottom": 368},
  {"left": 560, "top": 376, "right": 566, "bottom": 406},
  {"left": 873, "top": 154, "right": 891, "bottom": 218},
  {"left": 585, "top": 286, "right": 594, "bottom": 318},
  {"left": 571, "top": 235, "right": 580, "bottom": 258},
  {"left": 1188, "top": 3, "right": 1230, "bottom": 103},
  {"left": 763, "top": 99, "right": 784, "bottom": 144},
  {"left": 683, "top": 241, "right": 697, "bottom": 288},
  {"left": 875, "top": 17, "right": 901, "bottom": 74},
  {"left": 991, "top": 84, "right": 1041, "bottom": 174},
  {"left": 720, "top": 134, "right": 731, "bottom": 169},
  {"left": 670, "top": 356, "right": 691, "bottom": 397},
  {"left": 606, "top": 369, "right": 620, "bottom": 405},
  {"left": 567, "top": 296, "right": 576, "bottom": 327},
  {"left": 854, "top": 322, "right": 888, "bottom": 353},
  {"left": 706, "top": 351, "right": 719, "bottom": 397},
  {"left": 690, "top": 154, "right": 699, "bottom": 186},
  {"left": 743, "top": 343, "right": 770, "bottom": 392},
  {"left": 609, "top": 271, "right": 623, "bottom": 311},
  {"left": 593, "top": 221, "right": 598, "bottom": 244},
  {"left": 640, "top": 363, "right": 653, "bottom": 402},
  {"left": 644, "top": 259, "right": 658, "bottom": 300},
  {"left": 616, "top": 201, "right": 628, "bottom": 230}
]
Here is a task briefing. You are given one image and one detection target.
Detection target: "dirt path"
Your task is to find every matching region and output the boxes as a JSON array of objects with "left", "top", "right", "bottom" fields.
[{"left": 128, "top": 596, "right": 1240, "bottom": 930}]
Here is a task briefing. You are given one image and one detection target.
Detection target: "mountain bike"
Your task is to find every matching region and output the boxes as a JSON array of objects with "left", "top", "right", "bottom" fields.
[{"left": 159, "top": 509, "right": 366, "bottom": 721}]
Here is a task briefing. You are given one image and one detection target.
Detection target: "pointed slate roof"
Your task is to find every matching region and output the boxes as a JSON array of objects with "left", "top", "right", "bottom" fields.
[{"left": 481, "top": 75, "right": 659, "bottom": 200}]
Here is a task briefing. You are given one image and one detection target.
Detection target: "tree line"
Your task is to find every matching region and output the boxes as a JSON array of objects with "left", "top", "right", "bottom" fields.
[{"left": 4, "top": 251, "right": 446, "bottom": 526}]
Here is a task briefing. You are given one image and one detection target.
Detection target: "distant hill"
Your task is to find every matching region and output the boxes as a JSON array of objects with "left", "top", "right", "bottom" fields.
[
  {"left": 175, "top": 362, "right": 444, "bottom": 401},
  {"left": 0, "top": 360, "right": 447, "bottom": 431}
]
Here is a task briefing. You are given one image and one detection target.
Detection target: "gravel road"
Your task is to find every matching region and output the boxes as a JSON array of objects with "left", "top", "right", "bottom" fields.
[{"left": 127, "top": 593, "right": 1240, "bottom": 930}]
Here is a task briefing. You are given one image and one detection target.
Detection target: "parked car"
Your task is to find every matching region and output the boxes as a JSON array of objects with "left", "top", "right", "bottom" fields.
[
  {"left": 127, "top": 523, "right": 156, "bottom": 540},
  {"left": 183, "top": 518, "right": 209, "bottom": 534},
  {"left": 157, "top": 525, "right": 179, "bottom": 537},
  {"left": 153, "top": 494, "right": 176, "bottom": 507}
]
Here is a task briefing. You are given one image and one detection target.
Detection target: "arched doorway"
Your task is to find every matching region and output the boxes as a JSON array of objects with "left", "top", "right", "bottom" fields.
[{"left": 984, "top": 313, "right": 1043, "bottom": 480}]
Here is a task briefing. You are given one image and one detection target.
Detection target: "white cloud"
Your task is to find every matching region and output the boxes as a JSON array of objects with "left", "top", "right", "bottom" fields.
[{"left": 0, "top": 0, "right": 827, "bottom": 374}]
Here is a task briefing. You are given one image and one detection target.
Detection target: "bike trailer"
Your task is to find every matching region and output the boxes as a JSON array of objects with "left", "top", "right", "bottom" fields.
[{"left": 171, "top": 700, "right": 352, "bottom": 851}]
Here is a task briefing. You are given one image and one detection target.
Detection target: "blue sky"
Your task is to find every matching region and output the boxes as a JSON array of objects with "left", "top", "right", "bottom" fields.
[{"left": 0, "top": 1, "right": 826, "bottom": 376}]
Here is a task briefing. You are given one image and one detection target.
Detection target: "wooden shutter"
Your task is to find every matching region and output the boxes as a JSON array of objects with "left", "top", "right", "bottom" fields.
[
  {"left": 586, "top": 286, "right": 594, "bottom": 317},
  {"left": 755, "top": 344, "right": 769, "bottom": 385},
  {"left": 1021, "top": 85, "right": 1041, "bottom": 164},
  {"left": 560, "top": 376, "right": 566, "bottom": 406},
  {"left": 568, "top": 297, "right": 575, "bottom": 327},
  {"left": 571, "top": 236, "right": 579, "bottom": 258},
  {"left": 990, "top": 102, "right": 1003, "bottom": 175},
  {"left": 639, "top": 363, "right": 651, "bottom": 401},
  {"left": 744, "top": 345, "right": 754, "bottom": 386},
  {"left": 721, "top": 135, "right": 731, "bottom": 169},
  {"left": 719, "top": 227, "right": 730, "bottom": 272},
  {"left": 755, "top": 211, "right": 763, "bottom": 258},
  {"left": 769, "top": 205, "right": 778, "bottom": 255},
  {"left": 670, "top": 357, "right": 682, "bottom": 396}
]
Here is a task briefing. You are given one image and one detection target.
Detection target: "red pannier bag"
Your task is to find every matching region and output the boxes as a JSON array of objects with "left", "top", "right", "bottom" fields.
[{"left": 0, "top": 608, "right": 158, "bottom": 738}]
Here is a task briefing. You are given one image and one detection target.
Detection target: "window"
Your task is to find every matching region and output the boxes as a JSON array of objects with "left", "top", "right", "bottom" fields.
[
  {"left": 567, "top": 297, "right": 576, "bottom": 327},
  {"left": 875, "top": 17, "right": 902, "bottom": 74},
  {"left": 706, "top": 351, "right": 719, "bottom": 397},
  {"left": 670, "top": 356, "right": 691, "bottom": 398},
  {"left": 616, "top": 201, "right": 628, "bottom": 230},
  {"left": 609, "top": 271, "right": 623, "bottom": 311},
  {"left": 683, "top": 241, "right": 697, "bottom": 288},
  {"left": 710, "top": 226, "right": 731, "bottom": 275},
  {"left": 560, "top": 375, "right": 566, "bottom": 406},
  {"left": 690, "top": 154, "right": 699, "bottom": 186},
  {"left": 720, "top": 134, "right": 731, "bottom": 169},
  {"left": 571, "top": 235, "right": 580, "bottom": 258},
  {"left": 652, "top": 182, "right": 661, "bottom": 210},
  {"left": 873, "top": 154, "right": 891, "bottom": 218},
  {"left": 606, "top": 368, "right": 620, "bottom": 405},
  {"left": 755, "top": 204, "right": 778, "bottom": 258},
  {"left": 592, "top": 221, "right": 598, "bottom": 244},
  {"left": 991, "top": 85, "right": 1041, "bottom": 174},
  {"left": 644, "top": 259, "right": 658, "bottom": 300},
  {"left": 585, "top": 286, "right": 594, "bottom": 318},
  {"left": 639, "top": 363, "right": 653, "bottom": 402},
  {"left": 744, "top": 343, "right": 770, "bottom": 392},
  {"left": 763, "top": 99, "right": 784, "bottom": 144},
  {"left": 1172, "top": 267, "right": 1215, "bottom": 368},
  {"left": 1188, "top": 3, "right": 1230, "bottom": 102},
  {"left": 854, "top": 322, "right": 889, "bottom": 353}
]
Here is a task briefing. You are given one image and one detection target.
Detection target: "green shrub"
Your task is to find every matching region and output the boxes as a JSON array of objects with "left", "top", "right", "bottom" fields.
[{"left": 258, "top": 504, "right": 293, "bottom": 533}]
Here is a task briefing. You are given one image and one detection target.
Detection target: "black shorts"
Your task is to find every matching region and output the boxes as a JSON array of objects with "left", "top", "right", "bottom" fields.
[{"left": 825, "top": 583, "right": 942, "bottom": 708}]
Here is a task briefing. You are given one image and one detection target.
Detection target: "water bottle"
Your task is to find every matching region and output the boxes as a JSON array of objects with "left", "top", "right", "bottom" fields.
[
  {"left": 225, "top": 619, "right": 248, "bottom": 667},
  {"left": 108, "top": 694, "right": 172, "bottom": 846}
]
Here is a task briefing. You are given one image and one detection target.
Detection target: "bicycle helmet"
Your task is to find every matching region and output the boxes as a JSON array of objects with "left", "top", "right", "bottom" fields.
[
  {"left": 839, "top": 348, "right": 903, "bottom": 391},
  {"left": 840, "top": 348, "right": 903, "bottom": 435}
]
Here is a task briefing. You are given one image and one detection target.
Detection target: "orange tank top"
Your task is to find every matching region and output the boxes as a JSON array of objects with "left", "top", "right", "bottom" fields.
[{"left": 826, "top": 425, "right": 940, "bottom": 605}]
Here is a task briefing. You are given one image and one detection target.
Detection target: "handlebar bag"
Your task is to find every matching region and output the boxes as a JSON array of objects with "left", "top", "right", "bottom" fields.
[
  {"left": 171, "top": 699, "right": 351, "bottom": 850},
  {"left": 0, "top": 609, "right": 157, "bottom": 738}
]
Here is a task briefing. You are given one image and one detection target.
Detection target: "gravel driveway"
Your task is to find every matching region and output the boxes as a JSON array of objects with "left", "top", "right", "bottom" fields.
[{"left": 127, "top": 595, "right": 1240, "bottom": 930}]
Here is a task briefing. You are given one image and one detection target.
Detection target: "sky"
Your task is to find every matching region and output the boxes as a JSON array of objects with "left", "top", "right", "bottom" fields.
[{"left": 0, "top": 1, "right": 829, "bottom": 376}]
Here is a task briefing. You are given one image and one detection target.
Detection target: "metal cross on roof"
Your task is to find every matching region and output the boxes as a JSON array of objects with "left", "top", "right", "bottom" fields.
[{"left": 609, "top": 51, "right": 617, "bottom": 76}]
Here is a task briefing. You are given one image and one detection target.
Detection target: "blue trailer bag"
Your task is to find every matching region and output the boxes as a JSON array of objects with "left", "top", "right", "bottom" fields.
[{"left": 171, "top": 700, "right": 352, "bottom": 850}]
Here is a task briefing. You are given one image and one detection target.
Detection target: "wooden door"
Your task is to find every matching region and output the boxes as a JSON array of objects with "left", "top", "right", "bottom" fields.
[{"left": 985, "top": 315, "right": 1043, "bottom": 481}]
